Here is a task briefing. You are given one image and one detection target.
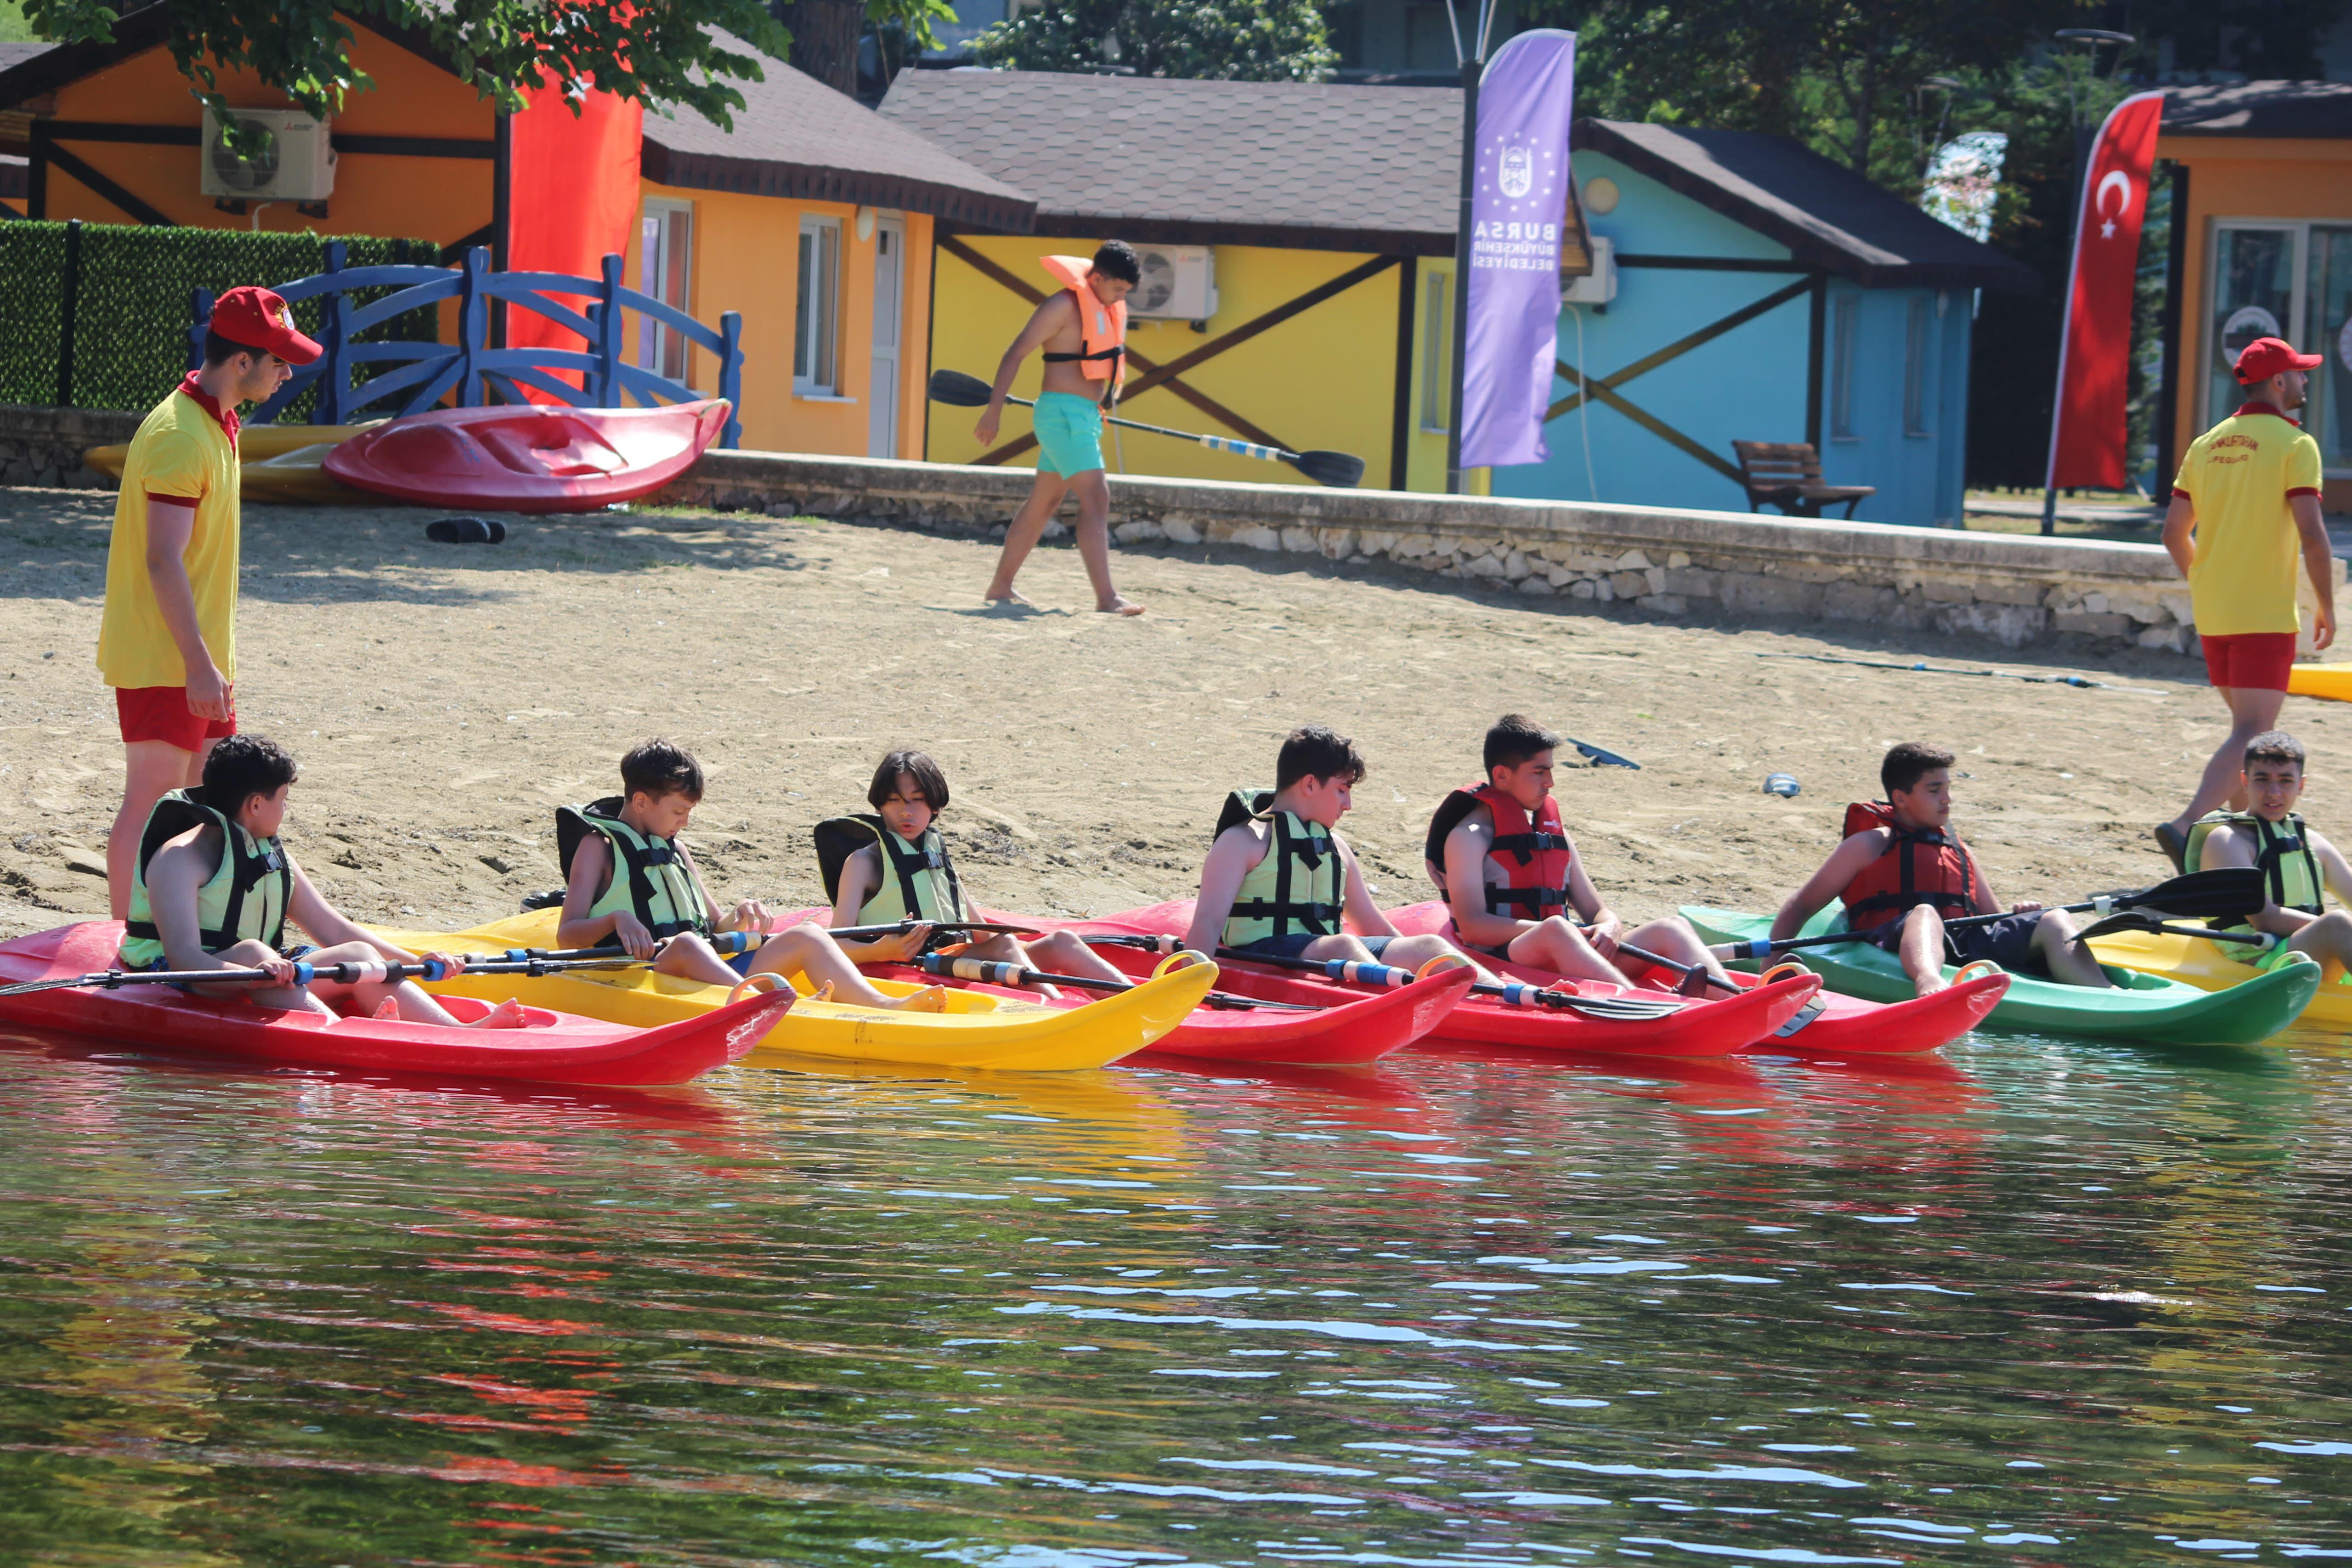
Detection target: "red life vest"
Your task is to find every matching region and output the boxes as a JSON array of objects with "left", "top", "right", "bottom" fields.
[
  {"left": 1423, "top": 783, "right": 1575, "bottom": 917},
  {"left": 1838, "top": 800, "right": 1981, "bottom": 932},
  {"left": 1039, "top": 255, "right": 1127, "bottom": 390}
]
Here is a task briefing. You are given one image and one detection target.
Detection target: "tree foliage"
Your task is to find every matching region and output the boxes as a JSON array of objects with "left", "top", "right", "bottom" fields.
[
  {"left": 974, "top": 0, "right": 1336, "bottom": 81},
  {"left": 18, "top": 0, "right": 792, "bottom": 147}
]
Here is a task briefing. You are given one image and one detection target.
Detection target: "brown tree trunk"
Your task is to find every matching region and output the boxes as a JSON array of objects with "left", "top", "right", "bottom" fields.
[{"left": 783, "top": 0, "right": 865, "bottom": 97}]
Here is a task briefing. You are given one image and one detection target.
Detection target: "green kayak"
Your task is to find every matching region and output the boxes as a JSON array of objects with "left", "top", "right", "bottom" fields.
[{"left": 1681, "top": 906, "right": 2318, "bottom": 1047}]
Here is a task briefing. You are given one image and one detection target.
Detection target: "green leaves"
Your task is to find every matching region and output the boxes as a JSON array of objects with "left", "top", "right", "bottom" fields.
[
  {"left": 973, "top": 0, "right": 1334, "bottom": 82},
  {"left": 17, "top": 0, "right": 790, "bottom": 152}
]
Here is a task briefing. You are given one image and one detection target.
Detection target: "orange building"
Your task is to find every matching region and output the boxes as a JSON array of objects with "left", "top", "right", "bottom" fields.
[
  {"left": 2159, "top": 82, "right": 2352, "bottom": 511},
  {"left": 0, "top": 14, "right": 1031, "bottom": 455}
]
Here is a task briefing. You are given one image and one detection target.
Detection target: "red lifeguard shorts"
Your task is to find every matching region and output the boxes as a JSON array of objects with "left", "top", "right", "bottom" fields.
[
  {"left": 115, "top": 685, "right": 237, "bottom": 752},
  {"left": 2199, "top": 632, "right": 2296, "bottom": 692}
]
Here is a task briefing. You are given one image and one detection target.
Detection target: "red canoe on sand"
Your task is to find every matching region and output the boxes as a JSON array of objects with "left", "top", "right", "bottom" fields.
[
  {"left": 1382, "top": 901, "right": 2007, "bottom": 1055},
  {"left": 1095, "top": 901, "right": 1821, "bottom": 1060},
  {"left": 0, "top": 922, "right": 788, "bottom": 1087},
  {"left": 323, "top": 399, "right": 731, "bottom": 514},
  {"left": 779, "top": 907, "right": 1471, "bottom": 1067}
]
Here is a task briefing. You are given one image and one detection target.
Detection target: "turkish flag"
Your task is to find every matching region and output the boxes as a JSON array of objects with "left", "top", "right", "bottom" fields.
[
  {"left": 2045, "top": 91, "right": 2166, "bottom": 491},
  {"left": 503, "top": 77, "right": 644, "bottom": 399}
]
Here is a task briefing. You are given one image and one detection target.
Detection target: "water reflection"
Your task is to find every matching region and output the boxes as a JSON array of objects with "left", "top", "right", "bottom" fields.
[{"left": 0, "top": 1029, "right": 2348, "bottom": 1566}]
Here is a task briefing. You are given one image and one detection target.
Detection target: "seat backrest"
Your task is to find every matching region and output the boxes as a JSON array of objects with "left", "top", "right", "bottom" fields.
[{"left": 1732, "top": 441, "right": 1825, "bottom": 485}]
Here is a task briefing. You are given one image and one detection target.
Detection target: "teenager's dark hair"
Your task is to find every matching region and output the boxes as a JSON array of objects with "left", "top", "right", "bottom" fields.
[
  {"left": 622, "top": 738, "right": 704, "bottom": 803},
  {"left": 201, "top": 328, "right": 270, "bottom": 368},
  {"left": 870, "top": 748, "right": 952, "bottom": 813},
  {"left": 1484, "top": 713, "right": 1562, "bottom": 776},
  {"left": 2245, "top": 730, "right": 2307, "bottom": 770},
  {"left": 1276, "top": 725, "right": 1367, "bottom": 792},
  {"left": 198, "top": 733, "right": 299, "bottom": 814},
  {"left": 1881, "top": 741, "right": 1956, "bottom": 800},
  {"left": 1092, "top": 239, "right": 1142, "bottom": 285}
]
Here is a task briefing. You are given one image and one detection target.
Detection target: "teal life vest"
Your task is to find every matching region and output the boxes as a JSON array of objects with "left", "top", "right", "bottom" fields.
[
  {"left": 1216, "top": 787, "right": 1344, "bottom": 947},
  {"left": 814, "top": 814, "right": 973, "bottom": 928},
  {"left": 119, "top": 790, "right": 291, "bottom": 967},
  {"left": 2185, "top": 810, "right": 2324, "bottom": 934},
  {"left": 556, "top": 797, "right": 712, "bottom": 943}
]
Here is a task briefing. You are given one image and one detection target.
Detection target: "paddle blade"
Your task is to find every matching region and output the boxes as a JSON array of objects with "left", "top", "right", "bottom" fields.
[
  {"left": 1287, "top": 449, "right": 1366, "bottom": 488},
  {"left": 2118, "top": 867, "right": 2267, "bottom": 920},
  {"left": 1570, "top": 737, "right": 1642, "bottom": 770},
  {"left": 928, "top": 369, "right": 994, "bottom": 408},
  {"left": 2071, "top": 910, "right": 2163, "bottom": 943}
]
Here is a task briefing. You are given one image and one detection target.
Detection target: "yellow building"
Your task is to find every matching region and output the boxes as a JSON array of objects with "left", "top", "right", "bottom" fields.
[
  {"left": 2159, "top": 82, "right": 2352, "bottom": 512},
  {"left": 0, "top": 17, "right": 1033, "bottom": 455},
  {"left": 881, "top": 71, "right": 1568, "bottom": 492}
]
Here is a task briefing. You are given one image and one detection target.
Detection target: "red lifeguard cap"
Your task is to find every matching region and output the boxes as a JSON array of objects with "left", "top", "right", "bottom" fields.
[
  {"left": 209, "top": 285, "right": 322, "bottom": 366},
  {"left": 2234, "top": 336, "right": 2322, "bottom": 384}
]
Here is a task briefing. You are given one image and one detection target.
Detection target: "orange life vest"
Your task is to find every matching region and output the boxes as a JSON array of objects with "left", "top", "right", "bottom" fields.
[
  {"left": 1423, "top": 784, "right": 1575, "bottom": 917},
  {"left": 1039, "top": 255, "right": 1126, "bottom": 390},
  {"left": 1838, "top": 800, "right": 1982, "bottom": 933}
]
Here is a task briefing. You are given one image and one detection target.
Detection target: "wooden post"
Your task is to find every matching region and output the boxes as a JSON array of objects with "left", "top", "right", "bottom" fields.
[
  {"left": 717, "top": 311, "right": 743, "bottom": 447},
  {"left": 316, "top": 239, "right": 348, "bottom": 426},
  {"left": 458, "top": 246, "right": 490, "bottom": 408},
  {"left": 594, "top": 251, "right": 623, "bottom": 406},
  {"left": 1804, "top": 272, "right": 1826, "bottom": 452},
  {"left": 1445, "top": 58, "right": 1478, "bottom": 495},
  {"left": 186, "top": 286, "right": 215, "bottom": 374}
]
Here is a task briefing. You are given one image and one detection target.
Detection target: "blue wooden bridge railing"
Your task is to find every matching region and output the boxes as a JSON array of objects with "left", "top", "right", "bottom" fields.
[{"left": 187, "top": 242, "right": 744, "bottom": 447}]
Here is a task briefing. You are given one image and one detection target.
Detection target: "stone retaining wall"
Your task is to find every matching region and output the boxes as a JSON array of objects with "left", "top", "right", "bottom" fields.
[
  {"left": 0, "top": 403, "right": 141, "bottom": 489},
  {"left": 660, "top": 450, "right": 2335, "bottom": 658}
]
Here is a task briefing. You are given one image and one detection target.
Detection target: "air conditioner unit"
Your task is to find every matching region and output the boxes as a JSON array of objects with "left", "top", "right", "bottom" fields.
[
  {"left": 201, "top": 108, "right": 336, "bottom": 202},
  {"left": 1562, "top": 235, "right": 1617, "bottom": 306},
  {"left": 1126, "top": 244, "right": 1218, "bottom": 321}
]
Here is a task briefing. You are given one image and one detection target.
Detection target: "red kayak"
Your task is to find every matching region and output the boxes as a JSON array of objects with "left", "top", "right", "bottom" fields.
[
  {"left": 777, "top": 908, "right": 1470, "bottom": 1066},
  {"left": 1096, "top": 902, "right": 1821, "bottom": 1060},
  {"left": 0, "top": 922, "right": 788, "bottom": 1087},
  {"left": 323, "top": 399, "right": 730, "bottom": 513},
  {"left": 1383, "top": 901, "right": 2007, "bottom": 1055}
]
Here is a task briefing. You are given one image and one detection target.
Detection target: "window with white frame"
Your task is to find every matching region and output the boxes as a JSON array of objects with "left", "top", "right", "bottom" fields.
[
  {"left": 2208, "top": 220, "right": 2352, "bottom": 475},
  {"left": 1830, "top": 292, "right": 1860, "bottom": 440},
  {"left": 795, "top": 216, "right": 842, "bottom": 396},
  {"left": 638, "top": 200, "right": 692, "bottom": 382},
  {"left": 1903, "top": 294, "right": 1931, "bottom": 437},
  {"left": 1419, "top": 271, "right": 1449, "bottom": 433}
]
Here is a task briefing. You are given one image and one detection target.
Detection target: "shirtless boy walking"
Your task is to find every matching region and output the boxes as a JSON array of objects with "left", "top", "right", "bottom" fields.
[{"left": 974, "top": 241, "right": 1144, "bottom": 616}]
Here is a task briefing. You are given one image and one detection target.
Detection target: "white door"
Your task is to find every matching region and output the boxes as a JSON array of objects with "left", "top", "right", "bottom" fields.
[{"left": 869, "top": 220, "right": 904, "bottom": 458}]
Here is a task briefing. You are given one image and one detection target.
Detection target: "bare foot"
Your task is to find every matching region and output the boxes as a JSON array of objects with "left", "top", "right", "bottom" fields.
[
  {"left": 1097, "top": 594, "right": 1145, "bottom": 617},
  {"left": 459, "top": 998, "right": 530, "bottom": 1030},
  {"left": 985, "top": 587, "right": 1038, "bottom": 611},
  {"left": 882, "top": 984, "right": 950, "bottom": 1013},
  {"left": 374, "top": 998, "right": 401, "bottom": 1020},
  {"left": 810, "top": 981, "right": 835, "bottom": 1003}
]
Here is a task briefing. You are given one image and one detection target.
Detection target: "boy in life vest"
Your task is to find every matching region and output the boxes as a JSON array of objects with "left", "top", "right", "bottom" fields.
[
  {"left": 123, "top": 733, "right": 519, "bottom": 1025},
  {"left": 819, "top": 748, "right": 1133, "bottom": 994},
  {"left": 1425, "top": 713, "right": 1733, "bottom": 987},
  {"left": 2182, "top": 730, "right": 2352, "bottom": 973},
  {"left": 1770, "top": 742, "right": 2111, "bottom": 996},
  {"left": 555, "top": 739, "right": 944, "bottom": 1012},
  {"left": 1184, "top": 725, "right": 1499, "bottom": 975},
  {"left": 973, "top": 241, "right": 1144, "bottom": 617}
]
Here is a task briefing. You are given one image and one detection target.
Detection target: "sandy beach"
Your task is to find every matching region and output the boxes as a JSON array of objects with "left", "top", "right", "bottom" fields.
[{"left": 2, "top": 483, "right": 2342, "bottom": 943}]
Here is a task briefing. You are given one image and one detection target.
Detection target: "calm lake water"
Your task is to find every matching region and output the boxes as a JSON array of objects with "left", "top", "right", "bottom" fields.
[{"left": 3, "top": 1025, "right": 2349, "bottom": 1567}]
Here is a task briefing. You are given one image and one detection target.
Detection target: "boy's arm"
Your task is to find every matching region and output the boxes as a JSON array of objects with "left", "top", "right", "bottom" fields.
[
  {"left": 2311, "top": 830, "right": 2352, "bottom": 910},
  {"left": 829, "top": 846, "right": 925, "bottom": 962},
  {"left": 1442, "top": 820, "right": 1519, "bottom": 944},
  {"left": 285, "top": 857, "right": 378, "bottom": 950},
  {"left": 1559, "top": 832, "right": 1614, "bottom": 936},
  {"left": 1338, "top": 836, "right": 1400, "bottom": 938},
  {"left": 2175, "top": 824, "right": 2305, "bottom": 934},
  {"left": 974, "top": 294, "right": 1075, "bottom": 447},
  {"left": 1770, "top": 833, "right": 1879, "bottom": 941},
  {"left": 146, "top": 839, "right": 229, "bottom": 972},
  {"left": 1183, "top": 825, "right": 1262, "bottom": 956},
  {"left": 555, "top": 836, "right": 628, "bottom": 951}
]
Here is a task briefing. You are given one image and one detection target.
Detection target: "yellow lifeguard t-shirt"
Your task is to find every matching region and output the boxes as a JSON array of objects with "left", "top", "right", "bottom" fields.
[
  {"left": 97, "top": 387, "right": 240, "bottom": 688},
  {"left": 2174, "top": 401, "right": 2325, "bottom": 638}
]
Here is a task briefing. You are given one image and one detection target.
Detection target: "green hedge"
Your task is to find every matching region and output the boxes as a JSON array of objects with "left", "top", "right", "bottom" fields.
[{"left": 0, "top": 222, "right": 443, "bottom": 420}]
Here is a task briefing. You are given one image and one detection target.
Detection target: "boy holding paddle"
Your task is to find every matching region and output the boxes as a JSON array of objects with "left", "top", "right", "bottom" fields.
[
  {"left": 1769, "top": 742, "right": 2111, "bottom": 996},
  {"left": 2183, "top": 730, "right": 2352, "bottom": 972}
]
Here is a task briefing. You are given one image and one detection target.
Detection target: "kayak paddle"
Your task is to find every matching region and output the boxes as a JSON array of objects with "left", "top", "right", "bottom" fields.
[
  {"left": 1079, "top": 934, "right": 1683, "bottom": 1019},
  {"left": 928, "top": 368, "right": 1366, "bottom": 489},
  {"left": 1568, "top": 738, "right": 1641, "bottom": 770},
  {"left": 0, "top": 950, "right": 655, "bottom": 999},
  {"left": 1708, "top": 868, "right": 2267, "bottom": 961},
  {"left": 2070, "top": 908, "right": 2280, "bottom": 951},
  {"left": 900, "top": 949, "right": 1314, "bottom": 1012}
]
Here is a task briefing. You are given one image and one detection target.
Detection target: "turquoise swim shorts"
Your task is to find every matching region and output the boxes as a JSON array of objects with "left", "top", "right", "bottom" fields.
[{"left": 1033, "top": 391, "right": 1106, "bottom": 477}]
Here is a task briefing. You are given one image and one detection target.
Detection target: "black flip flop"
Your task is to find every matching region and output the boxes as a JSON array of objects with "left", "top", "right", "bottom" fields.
[
  {"left": 425, "top": 516, "right": 508, "bottom": 544},
  {"left": 2153, "top": 821, "right": 2188, "bottom": 873}
]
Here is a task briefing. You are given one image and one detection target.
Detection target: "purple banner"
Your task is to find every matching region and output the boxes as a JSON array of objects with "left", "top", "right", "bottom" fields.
[{"left": 1460, "top": 28, "right": 1576, "bottom": 470}]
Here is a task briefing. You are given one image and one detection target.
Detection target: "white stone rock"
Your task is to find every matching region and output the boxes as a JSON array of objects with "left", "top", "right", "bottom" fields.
[
  {"left": 1163, "top": 516, "right": 1203, "bottom": 545},
  {"left": 1504, "top": 549, "right": 1530, "bottom": 579},
  {"left": 1613, "top": 549, "right": 1654, "bottom": 571},
  {"left": 1571, "top": 579, "right": 1597, "bottom": 600},
  {"left": 1517, "top": 576, "right": 1554, "bottom": 594}
]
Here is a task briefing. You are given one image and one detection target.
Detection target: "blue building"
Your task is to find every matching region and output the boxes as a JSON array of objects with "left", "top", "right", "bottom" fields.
[{"left": 1498, "top": 120, "right": 2037, "bottom": 526}]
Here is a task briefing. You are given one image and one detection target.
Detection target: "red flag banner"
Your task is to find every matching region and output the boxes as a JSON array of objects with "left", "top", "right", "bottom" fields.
[
  {"left": 503, "top": 79, "right": 645, "bottom": 398},
  {"left": 2044, "top": 91, "right": 2166, "bottom": 491}
]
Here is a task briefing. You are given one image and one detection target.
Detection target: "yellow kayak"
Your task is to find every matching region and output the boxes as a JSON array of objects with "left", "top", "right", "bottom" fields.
[
  {"left": 85, "top": 423, "right": 372, "bottom": 505},
  {"left": 2087, "top": 925, "right": 2352, "bottom": 1031},
  {"left": 370, "top": 910, "right": 1216, "bottom": 1071},
  {"left": 2289, "top": 665, "right": 2352, "bottom": 703}
]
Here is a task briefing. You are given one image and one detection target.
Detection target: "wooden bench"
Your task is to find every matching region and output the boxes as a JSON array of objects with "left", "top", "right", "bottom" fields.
[{"left": 1731, "top": 441, "right": 1875, "bottom": 520}]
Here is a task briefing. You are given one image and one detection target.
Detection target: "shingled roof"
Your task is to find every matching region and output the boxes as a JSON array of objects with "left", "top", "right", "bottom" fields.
[
  {"left": 1575, "top": 119, "right": 2040, "bottom": 295},
  {"left": 2161, "top": 80, "right": 2352, "bottom": 139},
  {"left": 645, "top": 59, "right": 1034, "bottom": 232}
]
